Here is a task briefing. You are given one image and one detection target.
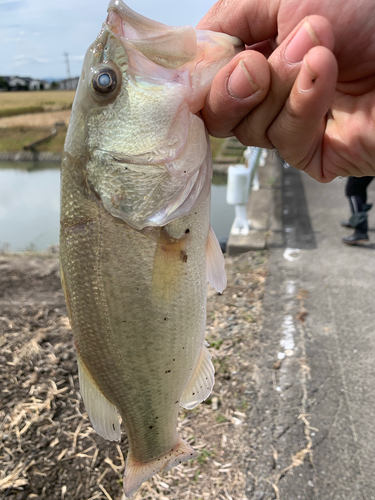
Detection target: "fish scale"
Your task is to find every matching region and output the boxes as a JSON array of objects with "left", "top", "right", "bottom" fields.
[{"left": 60, "top": 0, "right": 241, "bottom": 496}]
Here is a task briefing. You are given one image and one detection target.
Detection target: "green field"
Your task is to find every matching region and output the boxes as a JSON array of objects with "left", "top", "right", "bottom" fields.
[
  {"left": 0, "top": 90, "right": 75, "bottom": 117},
  {"left": 0, "top": 126, "right": 67, "bottom": 153}
]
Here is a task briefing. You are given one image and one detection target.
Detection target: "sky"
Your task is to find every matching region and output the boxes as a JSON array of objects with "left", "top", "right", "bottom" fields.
[{"left": 0, "top": 0, "right": 218, "bottom": 81}]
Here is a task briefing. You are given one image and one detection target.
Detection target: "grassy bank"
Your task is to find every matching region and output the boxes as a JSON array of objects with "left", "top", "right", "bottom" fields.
[
  {"left": 0, "top": 126, "right": 67, "bottom": 153},
  {"left": 0, "top": 90, "right": 75, "bottom": 117}
]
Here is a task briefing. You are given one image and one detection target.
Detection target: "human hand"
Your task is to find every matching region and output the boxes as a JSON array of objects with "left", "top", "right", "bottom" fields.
[{"left": 198, "top": 0, "right": 375, "bottom": 182}]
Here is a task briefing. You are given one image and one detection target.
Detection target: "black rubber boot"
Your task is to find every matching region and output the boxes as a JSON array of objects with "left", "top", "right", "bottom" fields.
[
  {"left": 342, "top": 232, "right": 369, "bottom": 245},
  {"left": 341, "top": 203, "right": 372, "bottom": 228}
]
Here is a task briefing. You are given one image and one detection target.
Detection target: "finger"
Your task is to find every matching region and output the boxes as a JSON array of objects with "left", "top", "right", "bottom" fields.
[
  {"left": 201, "top": 50, "right": 270, "bottom": 137},
  {"left": 234, "top": 15, "right": 335, "bottom": 147},
  {"left": 268, "top": 46, "right": 338, "bottom": 182},
  {"left": 197, "top": 0, "right": 278, "bottom": 44}
]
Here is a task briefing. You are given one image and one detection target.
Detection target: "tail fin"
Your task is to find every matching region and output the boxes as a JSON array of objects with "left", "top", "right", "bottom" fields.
[{"left": 123, "top": 437, "right": 197, "bottom": 497}]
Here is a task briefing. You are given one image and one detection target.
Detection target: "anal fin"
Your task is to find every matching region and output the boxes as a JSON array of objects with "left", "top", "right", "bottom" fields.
[
  {"left": 180, "top": 343, "right": 215, "bottom": 410},
  {"left": 77, "top": 355, "right": 121, "bottom": 442},
  {"left": 207, "top": 225, "right": 227, "bottom": 293},
  {"left": 123, "top": 437, "right": 197, "bottom": 498}
]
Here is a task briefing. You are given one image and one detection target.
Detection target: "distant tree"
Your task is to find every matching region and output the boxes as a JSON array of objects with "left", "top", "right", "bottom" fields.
[
  {"left": 16, "top": 83, "right": 28, "bottom": 91},
  {"left": 0, "top": 77, "right": 9, "bottom": 91},
  {"left": 50, "top": 81, "right": 60, "bottom": 90}
]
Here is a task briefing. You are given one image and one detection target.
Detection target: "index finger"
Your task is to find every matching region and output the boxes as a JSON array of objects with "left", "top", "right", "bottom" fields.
[{"left": 197, "top": 0, "right": 279, "bottom": 45}]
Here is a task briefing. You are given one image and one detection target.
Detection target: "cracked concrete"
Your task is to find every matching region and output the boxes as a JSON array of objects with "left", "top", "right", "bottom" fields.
[{"left": 244, "top": 164, "right": 375, "bottom": 500}]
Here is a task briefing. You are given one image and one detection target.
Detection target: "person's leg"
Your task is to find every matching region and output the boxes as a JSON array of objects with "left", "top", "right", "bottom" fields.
[{"left": 342, "top": 177, "right": 372, "bottom": 244}]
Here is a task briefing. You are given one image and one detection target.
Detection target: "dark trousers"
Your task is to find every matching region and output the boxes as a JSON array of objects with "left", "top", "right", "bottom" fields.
[{"left": 345, "top": 176, "right": 374, "bottom": 232}]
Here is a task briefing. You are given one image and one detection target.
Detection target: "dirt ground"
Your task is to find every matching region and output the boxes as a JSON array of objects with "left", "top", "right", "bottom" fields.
[{"left": 0, "top": 251, "right": 267, "bottom": 500}]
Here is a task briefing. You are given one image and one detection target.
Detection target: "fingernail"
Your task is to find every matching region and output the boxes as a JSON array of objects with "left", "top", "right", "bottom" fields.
[
  {"left": 228, "top": 60, "right": 259, "bottom": 99},
  {"left": 298, "top": 56, "right": 318, "bottom": 91},
  {"left": 285, "top": 20, "right": 320, "bottom": 64}
]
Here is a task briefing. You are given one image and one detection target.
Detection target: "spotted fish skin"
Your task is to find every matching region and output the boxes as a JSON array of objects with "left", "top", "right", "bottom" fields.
[{"left": 60, "top": 1, "right": 240, "bottom": 496}]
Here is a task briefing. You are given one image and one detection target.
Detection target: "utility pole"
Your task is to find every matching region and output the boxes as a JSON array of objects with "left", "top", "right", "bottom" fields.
[{"left": 64, "top": 52, "right": 71, "bottom": 89}]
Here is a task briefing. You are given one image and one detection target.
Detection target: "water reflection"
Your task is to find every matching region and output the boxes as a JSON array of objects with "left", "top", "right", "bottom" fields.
[
  {"left": 0, "top": 162, "right": 60, "bottom": 251},
  {"left": 0, "top": 162, "right": 234, "bottom": 251}
]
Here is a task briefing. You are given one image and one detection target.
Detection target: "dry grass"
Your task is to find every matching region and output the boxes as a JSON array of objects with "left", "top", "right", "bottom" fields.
[
  {"left": 0, "top": 91, "right": 75, "bottom": 118},
  {"left": 0, "top": 91, "right": 75, "bottom": 111},
  {"left": 0, "top": 250, "right": 267, "bottom": 500},
  {"left": 0, "top": 110, "right": 71, "bottom": 128}
]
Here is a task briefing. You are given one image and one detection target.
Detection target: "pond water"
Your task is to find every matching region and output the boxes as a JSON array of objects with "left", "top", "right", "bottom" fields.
[{"left": 0, "top": 162, "right": 234, "bottom": 252}]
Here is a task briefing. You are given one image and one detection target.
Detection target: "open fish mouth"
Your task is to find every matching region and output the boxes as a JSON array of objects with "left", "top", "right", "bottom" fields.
[
  {"left": 106, "top": 0, "right": 242, "bottom": 70},
  {"left": 106, "top": 0, "right": 199, "bottom": 69}
]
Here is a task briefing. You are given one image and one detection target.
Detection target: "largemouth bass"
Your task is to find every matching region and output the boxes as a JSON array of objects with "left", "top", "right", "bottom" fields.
[{"left": 60, "top": 1, "right": 241, "bottom": 496}]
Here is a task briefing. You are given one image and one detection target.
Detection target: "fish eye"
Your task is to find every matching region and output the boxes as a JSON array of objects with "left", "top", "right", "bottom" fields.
[{"left": 91, "top": 65, "right": 120, "bottom": 97}]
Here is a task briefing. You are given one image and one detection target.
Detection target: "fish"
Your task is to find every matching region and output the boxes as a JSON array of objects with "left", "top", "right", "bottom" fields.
[{"left": 60, "top": 1, "right": 242, "bottom": 496}]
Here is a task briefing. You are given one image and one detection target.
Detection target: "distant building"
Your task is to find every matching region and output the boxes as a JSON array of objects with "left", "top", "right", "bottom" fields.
[
  {"left": 0, "top": 75, "right": 80, "bottom": 91},
  {"left": 58, "top": 77, "right": 79, "bottom": 90},
  {"left": 0, "top": 75, "right": 51, "bottom": 91},
  {"left": 29, "top": 79, "right": 50, "bottom": 90}
]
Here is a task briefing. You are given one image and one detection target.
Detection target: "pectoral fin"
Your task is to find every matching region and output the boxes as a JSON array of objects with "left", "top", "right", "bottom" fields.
[
  {"left": 152, "top": 228, "right": 188, "bottom": 303},
  {"left": 77, "top": 356, "right": 121, "bottom": 442},
  {"left": 207, "top": 225, "right": 227, "bottom": 293},
  {"left": 180, "top": 343, "right": 215, "bottom": 410}
]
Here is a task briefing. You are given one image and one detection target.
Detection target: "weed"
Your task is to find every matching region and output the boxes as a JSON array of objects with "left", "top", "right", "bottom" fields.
[
  {"left": 216, "top": 414, "right": 227, "bottom": 424},
  {"left": 242, "top": 313, "right": 254, "bottom": 323},
  {"left": 210, "top": 339, "right": 224, "bottom": 350},
  {"left": 238, "top": 400, "right": 248, "bottom": 411},
  {"left": 193, "top": 469, "right": 201, "bottom": 481},
  {"left": 197, "top": 449, "right": 213, "bottom": 465}
]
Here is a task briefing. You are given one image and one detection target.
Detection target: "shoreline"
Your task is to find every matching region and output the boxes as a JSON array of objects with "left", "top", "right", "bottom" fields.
[{"left": 0, "top": 150, "right": 62, "bottom": 162}]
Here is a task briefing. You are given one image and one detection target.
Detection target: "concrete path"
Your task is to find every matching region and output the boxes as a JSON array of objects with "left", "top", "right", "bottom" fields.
[{"left": 245, "top": 165, "right": 375, "bottom": 500}]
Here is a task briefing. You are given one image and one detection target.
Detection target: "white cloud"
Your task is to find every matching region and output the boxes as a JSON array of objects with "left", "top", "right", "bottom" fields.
[{"left": 13, "top": 54, "right": 51, "bottom": 66}]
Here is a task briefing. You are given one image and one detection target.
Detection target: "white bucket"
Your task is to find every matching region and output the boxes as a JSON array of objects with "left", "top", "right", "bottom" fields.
[{"left": 226, "top": 164, "right": 251, "bottom": 205}]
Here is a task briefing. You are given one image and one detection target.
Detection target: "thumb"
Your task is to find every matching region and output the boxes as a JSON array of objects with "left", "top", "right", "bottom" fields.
[{"left": 201, "top": 50, "right": 270, "bottom": 138}]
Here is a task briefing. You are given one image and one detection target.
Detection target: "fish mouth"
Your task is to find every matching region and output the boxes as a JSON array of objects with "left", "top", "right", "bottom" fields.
[
  {"left": 106, "top": 0, "right": 198, "bottom": 69},
  {"left": 107, "top": 0, "right": 176, "bottom": 39}
]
